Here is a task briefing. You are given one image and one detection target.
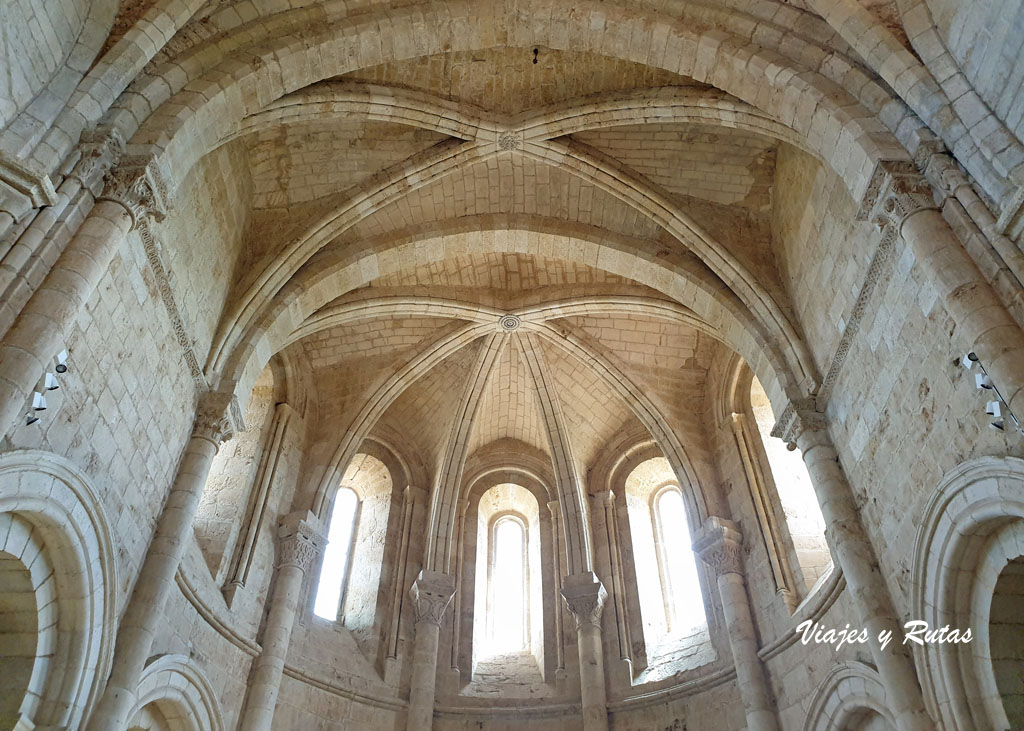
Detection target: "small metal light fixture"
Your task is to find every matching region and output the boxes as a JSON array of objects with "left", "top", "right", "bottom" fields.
[
  {"left": 962, "top": 352, "right": 1023, "bottom": 436},
  {"left": 32, "top": 392, "right": 47, "bottom": 411},
  {"left": 45, "top": 372, "right": 60, "bottom": 391},
  {"left": 25, "top": 412, "right": 39, "bottom": 426},
  {"left": 55, "top": 349, "right": 69, "bottom": 374}
]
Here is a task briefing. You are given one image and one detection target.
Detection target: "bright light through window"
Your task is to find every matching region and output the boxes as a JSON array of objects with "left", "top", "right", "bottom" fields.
[
  {"left": 314, "top": 488, "right": 359, "bottom": 620},
  {"left": 657, "top": 489, "right": 704, "bottom": 632},
  {"left": 486, "top": 519, "right": 526, "bottom": 653}
]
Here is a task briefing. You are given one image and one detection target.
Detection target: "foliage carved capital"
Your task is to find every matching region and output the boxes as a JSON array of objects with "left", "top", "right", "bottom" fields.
[
  {"left": 98, "top": 155, "right": 169, "bottom": 229},
  {"left": 561, "top": 572, "right": 607, "bottom": 630},
  {"left": 277, "top": 515, "right": 325, "bottom": 572},
  {"left": 409, "top": 570, "right": 456, "bottom": 626},
  {"left": 693, "top": 517, "right": 744, "bottom": 576},
  {"left": 192, "top": 391, "right": 237, "bottom": 445}
]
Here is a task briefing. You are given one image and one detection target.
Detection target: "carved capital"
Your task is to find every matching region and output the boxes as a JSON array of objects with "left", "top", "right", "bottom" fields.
[
  {"left": 693, "top": 517, "right": 744, "bottom": 576},
  {"left": 770, "top": 397, "right": 826, "bottom": 447},
  {"left": 192, "top": 391, "right": 237, "bottom": 445},
  {"left": 98, "top": 156, "right": 168, "bottom": 229},
  {"left": 858, "top": 160, "right": 937, "bottom": 229},
  {"left": 910, "top": 140, "right": 973, "bottom": 204},
  {"left": 561, "top": 572, "right": 607, "bottom": 630},
  {"left": 276, "top": 513, "right": 324, "bottom": 572},
  {"left": 409, "top": 570, "right": 456, "bottom": 626},
  {"left": 71, "top": 129, "right": 125, "bottom": 191}
]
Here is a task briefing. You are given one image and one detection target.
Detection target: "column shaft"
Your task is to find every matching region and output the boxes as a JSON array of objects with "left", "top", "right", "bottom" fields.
[
  {"left": 576, "top": 621, "right": 609, "bottom": 731},
  {"left": 240, "top": 514, "right": 323, "bottom": 731},
  {"left": 86, "top": 394, "right": 231, "bottom": 731},
  {"left": 86, "top": 432, "right": 219, "bottom": 729},
  {"left": 405, "top": 570, "right": 455, "bottom": 731},
  {"left": 0, "top": 152, "right": 165, "bottom": 440},
  {"left": 561, "top": 572, "right": 609, "bottom": 731},
  {"left": 408, "top": 619, "right": 443, "bottom": 730},
  {"left": 717, "top": 572, "right": 778, "bottom": 731},
  {"left": 797, "top": 427, "right": 932, "bottom": 731},
  {"left": 243, "top": 562, "right": 304, "bottom": 729},
  {"left": 0, "top": 201, "right": 131, "bottom": 436},
  {"left": 694, "top": 519, "right": 779, "bottom": 731},
  {"left": 899, "top": 207, "right": 1024, "bottom": 414}
]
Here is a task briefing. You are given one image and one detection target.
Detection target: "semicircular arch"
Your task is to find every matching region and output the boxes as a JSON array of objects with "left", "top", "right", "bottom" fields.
[
  {"left": 128, "top": 655, "right": 225, "bottom": 731},
  {"left": 0, "top": 450, "right": 116, "bottom": 730}
]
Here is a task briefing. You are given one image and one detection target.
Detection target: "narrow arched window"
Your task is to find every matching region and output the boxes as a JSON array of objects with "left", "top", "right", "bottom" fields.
[
  {"left": 313, "top": 487, "right": 359, "bottom": 620},
  {"left": 653, "top": 487, "right": 704, "bottom": 633},
  {"left": 486, "top": 517, "right": 527, "bottom": 653},
  {"left": 624, "top": 457, "right": 712, "bottom": 675},
  {"left": 749, "top": 375, "right": 829, "bottom": 591}
]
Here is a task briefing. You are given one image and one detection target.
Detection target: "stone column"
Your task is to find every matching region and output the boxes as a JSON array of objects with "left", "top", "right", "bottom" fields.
[
  {"left": 85, "top": 391, "right": 234, "bottom": 731},
  {"left": 547, "top": 500, "right": 566, "bottom": 672},
  {"left": 774, "top": 401, "right": 933, "bottom": 731},
  {"left": 406, "top": 570, "right": 456, "bottom": 731},
  {"left": 561, "top": 572, "right": 609, "bottom": 731},
  {"left": 0, "top": 154, "right": 167, "bottom": 438},
  {"left": 869, "top": 162, "right": 1024, "bottom": 416},
  {"left": 693, "top": 518, "right": 779, "bottom": 731},
  {"left": 240, "top": 512, "right": 324, "bottom": 731}
]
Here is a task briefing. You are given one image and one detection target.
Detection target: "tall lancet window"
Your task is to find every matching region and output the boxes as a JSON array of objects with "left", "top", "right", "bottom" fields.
[
  {"left": 313, "top": 487, "right": 359, "bottom": 620},
  {"left": 471, "top": 482, "right": 544, "bottom": 682},
  {"left": 749, "top": 375, "right": 830, "bottom": 590},
  {"left": 653, "top": 486, "right": 704, "bottom": 632},
  {"left": 487, "top": 517, "right": 528, "bottom": 652},
  {"left": 624, "top": 457, "right": 714, "bottom": 679}
]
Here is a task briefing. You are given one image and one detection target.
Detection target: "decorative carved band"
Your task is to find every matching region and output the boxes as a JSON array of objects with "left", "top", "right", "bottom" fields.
[
  {"left": 409, "top": 570, "right": 456, "bottom": 626},
  {"left": 770, "top": 398, "right": 826, "bottom": 446},
  {"left": 815, "top": 222, "right": 900, "bottom": 409},
  {"left": 193, "top": 391, "right": 237, "bottom": 444},
  {"left": 560, "top": 572, "right": 608, "bottom": 630},
  {"left": 277, "top": 518, "right": 325, "bottom": 572},
  {"left": 98, "top": 155, "right": 169, "bottom": 229},
  {"left": 693, "top": 517, "right": 744, "bottom": 576},
  {"left": 71, "top": 129, "right": 126, "bottom": 192}
]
